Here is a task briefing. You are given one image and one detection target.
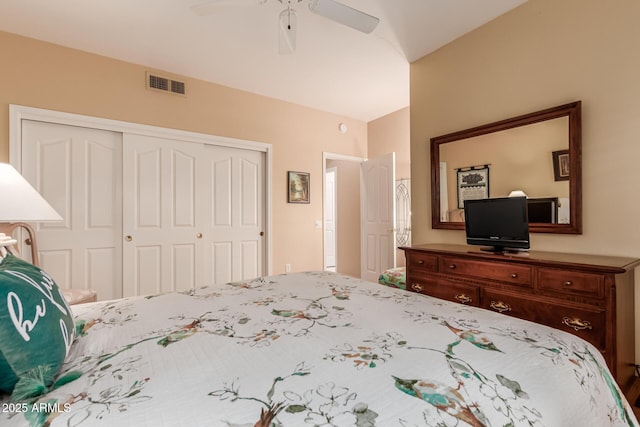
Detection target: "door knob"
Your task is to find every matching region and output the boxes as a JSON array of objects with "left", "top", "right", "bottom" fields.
[
  {"left": 260, "top": 231, "right": 265, "bottom": 236},
  {"left": 125, "top": 235, "right": 132, "bottom": 242},
  {"left": 196, "top": 233, "right": 203, "bottom": 239}
]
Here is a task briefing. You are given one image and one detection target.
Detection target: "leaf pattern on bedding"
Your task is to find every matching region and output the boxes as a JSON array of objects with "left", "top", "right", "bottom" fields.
[
  {"left": 324, "top": 332, "right": 407, "bottom": 368},
  {"left": 209, "top": 362, "right": 312, "bottom": 425},
  {"left": 209, "top": 363, "right": 379, "bottom": 426}
]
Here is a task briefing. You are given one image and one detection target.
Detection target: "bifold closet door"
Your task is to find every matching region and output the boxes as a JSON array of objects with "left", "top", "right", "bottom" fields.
[
  {"left": 204, "top": 145, "right": 265, "bottom": 284},
  {"left": 21, "top": 120, "right": 123, "bottom": 300},
  {"left": 122, "top": 134, "right": 206, "bottom": 297}
]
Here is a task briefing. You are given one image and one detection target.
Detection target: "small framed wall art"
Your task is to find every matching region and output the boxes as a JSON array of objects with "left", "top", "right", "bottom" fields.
[
  {"left": 287, "top": 171, "right": 310, "bottom": 204},
  {"left": 552, "top": 149, "right": 570, "bottom": 181}
]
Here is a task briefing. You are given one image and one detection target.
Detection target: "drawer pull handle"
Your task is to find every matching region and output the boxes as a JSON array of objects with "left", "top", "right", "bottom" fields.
[
  {"left": 563, "top": 281, "right": 573, "bottom": 287},
  {"left": 411, "top": 283, "right": 424, "bottom": 292},
  {"left": 510, "top": 273, "right": 518, "bottom": 279},
  {"left": 417, "top": 260, "right": 425, "bottom": 265},
  {"left": 448, "top": 264, "right": 456, "bottom": 269},
  {"left": 490, "top": 300, "right": 512, "bottom": 313},
  {"left": 455, "top": 294, "right": 472, "bottom": 304},
  {"left": 562, "top": 317, "right": 592, "bottom": 331}
]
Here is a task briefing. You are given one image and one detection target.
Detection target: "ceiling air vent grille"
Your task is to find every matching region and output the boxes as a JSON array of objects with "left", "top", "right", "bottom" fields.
[{"left": 146, "top": 72, "right": 186, "bottom": 96}]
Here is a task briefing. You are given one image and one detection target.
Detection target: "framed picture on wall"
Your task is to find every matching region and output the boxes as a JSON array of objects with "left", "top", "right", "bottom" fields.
[
  {"left": 287, "top": 171, "right": 310, "bottom": 203},
  {"left": 552, "top": 149, "right": 570, "bottom": 181},
  {"left": 456, "top": 165, "right": 489, "bottom": 209}
]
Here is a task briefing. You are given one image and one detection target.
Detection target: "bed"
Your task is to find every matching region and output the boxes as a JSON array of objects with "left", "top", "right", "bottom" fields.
[
  {"left": 378, "top": 267, "right": 406, "bottom": 290},
  {"left": 1, "top": 269, "right": 638, "bottom": 426}
]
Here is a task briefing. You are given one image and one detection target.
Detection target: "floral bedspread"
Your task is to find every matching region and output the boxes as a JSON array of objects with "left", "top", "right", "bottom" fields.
[{"left": 1, "top": 271, "right": 637, "bottom": 426}]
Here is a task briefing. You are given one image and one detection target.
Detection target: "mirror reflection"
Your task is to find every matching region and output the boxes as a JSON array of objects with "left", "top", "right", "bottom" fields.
[
  {"left": 430, "top": 101, "right": 582, "bottom": 234},
  {"left": 440, "top": 117, "right": 569, "bottom": 224}
]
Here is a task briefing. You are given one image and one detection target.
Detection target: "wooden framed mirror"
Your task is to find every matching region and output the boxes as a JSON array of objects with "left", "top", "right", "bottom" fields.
[{"left": 431, "top": 101, "right": 582, "bottom": 234}]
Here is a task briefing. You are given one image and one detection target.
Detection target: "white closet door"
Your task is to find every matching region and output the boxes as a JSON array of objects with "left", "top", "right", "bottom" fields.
[
  {"left": 205, "top": 145, "right": 265, "bottom": 285},
  {"left": 361, "top": 152, "right": 396, "bottom": 282},
  {"left": 21, "top": 120, "right": 123, "bottom": 300},
  {"left": 122, "top": 134, "right": 205, "bottom": 297}
]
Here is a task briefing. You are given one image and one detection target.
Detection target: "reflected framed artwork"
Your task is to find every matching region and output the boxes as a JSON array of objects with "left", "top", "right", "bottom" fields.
[
  {"left": 456, "top": 166, "right": 489, "bottom": 209},
  {"left": 287, "top": 171, "right": 310, "bottom": 204},
  {"left": 552, "top": 149, "right": 570, "bottom": 181}
]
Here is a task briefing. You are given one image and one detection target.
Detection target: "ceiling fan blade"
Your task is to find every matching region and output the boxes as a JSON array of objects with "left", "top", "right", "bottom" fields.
[
  {"left": 308, "top": 0, "right": 379, "bottom": 34},
  {"left": 279, "top": 8, "right": 297, "bottom": 54},
  {"left": 190, "top": 0, "right": 261, "bottom": 16}
]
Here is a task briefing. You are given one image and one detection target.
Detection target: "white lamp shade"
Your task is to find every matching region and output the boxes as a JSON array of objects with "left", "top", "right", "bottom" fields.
[
  {"left": 508, "top": 190, "right": 528, "bottom": 198},
  {"left": 0, "top": 163, "right": 63, "bottom": 222}
]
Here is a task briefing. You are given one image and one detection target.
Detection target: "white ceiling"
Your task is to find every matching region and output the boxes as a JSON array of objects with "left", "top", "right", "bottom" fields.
[{"left": 0, "top": 0, "right": 525, "bottom": 122}]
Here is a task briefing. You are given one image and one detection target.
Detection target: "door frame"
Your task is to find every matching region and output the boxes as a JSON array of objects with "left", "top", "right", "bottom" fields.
[
  {"left": 9, "top": 104, "right": 274, "bottom": 277},
  {"left": 322, "top": 152, "right": 365, "bottom": 275}
]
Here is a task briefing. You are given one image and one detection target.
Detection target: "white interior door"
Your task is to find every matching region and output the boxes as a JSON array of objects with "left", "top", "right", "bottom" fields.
[
  {"left": 324, "top": 167, "right": 337, "bottom": 272},
  {"left": 361, "top": 152, "right": 396, "bottom": 282},
  {"left": 204, "top": 144, "right": 265, "bottom": 285},
  {"left": 21, "top": 120, "right": 123, "bottom": 300},
  {"left": 122, "top": 134, "right": 205, "bottom": 297}
]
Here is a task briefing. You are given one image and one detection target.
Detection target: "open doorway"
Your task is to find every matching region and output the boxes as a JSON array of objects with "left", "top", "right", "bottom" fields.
[
  {"left": 323, "top": 153, "right": 364, "bottom": 278},
  {"left": 322, "top": 152, "right": 397, "bottom": 281}
]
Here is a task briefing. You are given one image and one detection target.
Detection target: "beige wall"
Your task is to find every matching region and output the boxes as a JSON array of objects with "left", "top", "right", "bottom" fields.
[
  {"left": 410, "top": 0, "right": 640, "bottom": 358},
  {"left": 0, "top": 30, "right": 369, "bottom": 276},
  {"left": 368, "top": 107, "right": 410, "bottom": 181}
]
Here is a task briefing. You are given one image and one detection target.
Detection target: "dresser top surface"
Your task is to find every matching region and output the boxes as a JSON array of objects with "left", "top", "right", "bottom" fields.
[{"left": 401, "top": 243, "right": 640, "bottom": 272}]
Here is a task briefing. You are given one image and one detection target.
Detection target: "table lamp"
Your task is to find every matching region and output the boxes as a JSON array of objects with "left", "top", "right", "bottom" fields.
[{"left": 0, "top": 162, "right": 63, "bottom": 266}]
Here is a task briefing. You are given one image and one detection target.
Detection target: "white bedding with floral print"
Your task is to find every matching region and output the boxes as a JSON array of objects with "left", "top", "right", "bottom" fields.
[{"left": 1, "top": 271, "right": 637, "bottom": 426}]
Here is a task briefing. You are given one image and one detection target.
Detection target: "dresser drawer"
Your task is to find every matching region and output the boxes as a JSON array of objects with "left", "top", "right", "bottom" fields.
[
  {"left": 537, "top": 268, "right": 604, "bottom": 299},
  {"left": 482, "top": 289, "right": 605, "bottom": 350},
  {"left": 407, "top": 252, "right": 438, "bottom": 273},
  {"left": 408, "top": 276, "right": 480, "bottom": 306},
  {"left": 439, "top": 256, "right": 532, "bottom": 287}
]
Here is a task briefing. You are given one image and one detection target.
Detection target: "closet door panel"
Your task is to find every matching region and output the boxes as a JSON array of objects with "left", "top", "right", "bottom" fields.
[
  {"left": 21, "top": 120, "right": 123, "bottom": 300},
  {"left": 173, "top": 151, "right": 197, "bottom": 227},
  {"left": 204, "top": 145, "right": 264, "bottom": 285},
  {"left": 240, "top": 157, "right": 259, "bottom": 226},
  {"left": 123, "top": 134, "right": 205, "bottom": 297},
  {"left": 136, "top": 148, "right": 162, "bottom": 228}
]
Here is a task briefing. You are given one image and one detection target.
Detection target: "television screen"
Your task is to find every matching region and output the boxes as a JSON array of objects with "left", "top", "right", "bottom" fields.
[{"left": 464, "top": 197, "right": 530, "bottom": 252}]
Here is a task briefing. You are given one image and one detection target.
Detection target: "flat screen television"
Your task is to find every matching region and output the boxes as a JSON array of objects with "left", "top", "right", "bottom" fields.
[{"left": 464, "top": 197, "right": 530, "bottom": 253}]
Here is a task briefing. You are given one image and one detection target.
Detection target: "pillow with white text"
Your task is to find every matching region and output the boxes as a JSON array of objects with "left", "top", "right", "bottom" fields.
[{"left": 0, "top": 253, "right": 75, "bottom": 398}]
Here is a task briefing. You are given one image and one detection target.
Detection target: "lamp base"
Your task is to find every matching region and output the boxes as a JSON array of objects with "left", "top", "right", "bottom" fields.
[{"left": 0, "top": 222, "right": 40, "bottom": 266}]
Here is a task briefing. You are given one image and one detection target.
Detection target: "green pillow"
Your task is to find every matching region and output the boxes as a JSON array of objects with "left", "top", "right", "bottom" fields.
[{"left": 0, "top": 253, "right": 75, "bottom": 396}]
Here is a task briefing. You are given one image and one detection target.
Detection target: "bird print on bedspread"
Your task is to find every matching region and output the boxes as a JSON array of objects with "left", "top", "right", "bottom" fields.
[
  {"left": 393, "top": 376, "right": 488, "bottom": 427},
  {"left": 441, "top": 320, "right": 502, "bottom": 354}
]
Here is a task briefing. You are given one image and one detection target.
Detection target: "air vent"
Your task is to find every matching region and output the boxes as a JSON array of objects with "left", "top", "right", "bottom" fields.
[
  {"left": 146, "top": 72, "right": 186, "bottom": 96},
  {"left": 171, "top": 80, "right": 185, "bottom": 95}
]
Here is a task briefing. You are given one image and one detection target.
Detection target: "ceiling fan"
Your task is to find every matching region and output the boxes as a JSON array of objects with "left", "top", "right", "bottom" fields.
[{"left": 191, "top": 0, "right": 380, "bottom": 54}]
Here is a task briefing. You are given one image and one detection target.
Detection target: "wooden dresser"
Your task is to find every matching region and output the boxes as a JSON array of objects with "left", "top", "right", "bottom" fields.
[{"left": 400, "top": 243, "right": 640, "bottom": 390}]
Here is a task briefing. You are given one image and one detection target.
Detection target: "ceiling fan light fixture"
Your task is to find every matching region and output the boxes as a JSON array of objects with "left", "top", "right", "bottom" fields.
[
  {"left": 278, "top": 7, "right": 297, "bottom": 54},
  {"left": 308, "top": 0, "right": 379, "bottom": 34}
]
